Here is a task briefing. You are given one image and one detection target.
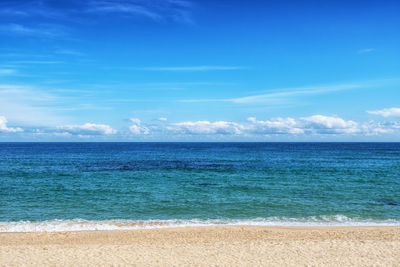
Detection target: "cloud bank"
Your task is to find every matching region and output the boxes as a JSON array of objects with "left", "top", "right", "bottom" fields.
[
  {"left": 165, "top": 115, "right": 361, "bottom": 136},
  {"left": 1, "top": 112, "right": 400, "bottom": 139}
]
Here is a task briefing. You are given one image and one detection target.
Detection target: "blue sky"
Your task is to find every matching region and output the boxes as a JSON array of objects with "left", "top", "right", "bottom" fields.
[{"left": 0, "top": 0, "right": 399, "bottom": 141}]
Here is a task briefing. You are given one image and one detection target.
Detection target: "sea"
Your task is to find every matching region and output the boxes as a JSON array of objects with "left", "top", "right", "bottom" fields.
[{"left": 0, "top": 142, "right": 399, "bottom": 232}]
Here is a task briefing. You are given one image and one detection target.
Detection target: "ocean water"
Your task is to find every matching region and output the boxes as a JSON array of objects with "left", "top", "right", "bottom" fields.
[{"left": 0, "top": 142, "right": 399, "bottom": 232}]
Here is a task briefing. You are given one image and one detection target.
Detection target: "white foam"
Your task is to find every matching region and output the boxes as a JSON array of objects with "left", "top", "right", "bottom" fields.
[{"left": 0, "top": 216, "right": 399, "bottom": 233}]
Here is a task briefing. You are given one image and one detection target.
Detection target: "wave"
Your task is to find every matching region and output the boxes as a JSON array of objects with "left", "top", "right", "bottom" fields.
[{"left": 1, "top": 216, "right": 399, "bottom": 233}]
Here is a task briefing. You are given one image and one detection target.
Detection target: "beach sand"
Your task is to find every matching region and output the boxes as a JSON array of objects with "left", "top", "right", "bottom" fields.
[{"left": 0, "top": 226, "right": 399, "bottom": 266}]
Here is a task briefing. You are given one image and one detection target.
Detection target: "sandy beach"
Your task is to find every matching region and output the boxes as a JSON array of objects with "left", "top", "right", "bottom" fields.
[{"left": 0, "top": 226, "right": 399, "bottom": 266}]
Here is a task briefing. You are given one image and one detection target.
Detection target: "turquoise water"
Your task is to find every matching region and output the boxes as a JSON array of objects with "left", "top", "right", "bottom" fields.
[{"left": 0, "top": 142, "right": 399, "bottom": 231}]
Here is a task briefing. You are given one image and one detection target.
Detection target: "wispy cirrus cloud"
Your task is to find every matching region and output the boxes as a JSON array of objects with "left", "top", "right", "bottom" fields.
[
  {"left": 0, "top": 1, "right": 66, "bottom": 19},
  {"left": 180, "top": 82, "right": 364, "bottom": 104},
  {"left": 0, "top": 0, "right": 195, "bottom": 24},
  {"left": 181, "top": 79, "right": 398, "bottom": 104},
  {"left": 87, "top": 1, "right": 163, "bottom": 21},
  {"left": 358, "top": 48, "right": 375, "bottom": 54},
  {"left": 86, "top": 0, "right": 194, "bottom": 23},
  {"left": 136, "top": 66, "right": 245, "bottom": 71},
  {"left": 0, "top": 0, "right": 196, "bottom": 47},
  {"left": 227, "top": 83, "right": 365, "bottom": 104},
  {"left": 0, "top": 53, "right": 52, "bottom": 58},
  {"left": 0, "top": 23, "right": 67, "bottom": 38},
  {"left": 0, "top": 69, "right": 17, "bottom": 76},
  {"left": 7, "top": 60, "right": 64, "bottom": 65},
  {"left": 0, "top": 84, "right": 69, "bottom": 126},
  {"left": 55, "top": 49, "right": 85, "bottom": 56}
]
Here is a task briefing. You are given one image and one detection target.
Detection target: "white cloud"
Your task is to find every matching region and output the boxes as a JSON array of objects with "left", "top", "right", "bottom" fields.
[
  {"left": 361, "top": 121, "right": 400, "bottom": 136},
  {"left": 246, "top": 117, "right": 304, "bottom": 134},
  {"left": 57, "top": 123, "right": 117, "bottom": 135},
  {"left": 367, "top": 108, "right": 400, "bottom": 118},
  {"left": 165, "top": 115, "right": 364, "bottom": 136},
  {"left": 0, "top": 116, "right": 23, "bottom": 133},
  {"left": 158, "top": 117, "right": 168, "bottom": 121},
  {"left": 129, "top": 118, "right": 150, "bottom": 134},
  {"left": 301, "top": 115, "right": 359, "bottom": 134},
  {"left": 362, "top": 121, "right": 393, "bottom": 135},
  {"left": 8, "top": 60, "right": 63, "bottom": 65},
  {"left": 130, "top": 118, "right": 141, "bottom": 125},
  {"left": 167, "top": 121, "right": 244, "bottom": 135}
]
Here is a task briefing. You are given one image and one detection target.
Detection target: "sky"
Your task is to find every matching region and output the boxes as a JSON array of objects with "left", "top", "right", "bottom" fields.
[{"left": 0, "top": 0, "right": 399, "bottom": 141}]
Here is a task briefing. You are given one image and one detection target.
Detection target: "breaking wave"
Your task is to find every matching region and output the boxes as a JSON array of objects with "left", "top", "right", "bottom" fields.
[{"left": 1, "top": 215, "right": 399, "bottom": 232}]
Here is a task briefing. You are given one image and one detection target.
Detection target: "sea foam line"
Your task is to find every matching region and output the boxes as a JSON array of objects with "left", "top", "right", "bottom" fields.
[{"left": 1, "top": 216, "right": 399, "bottom": 233}]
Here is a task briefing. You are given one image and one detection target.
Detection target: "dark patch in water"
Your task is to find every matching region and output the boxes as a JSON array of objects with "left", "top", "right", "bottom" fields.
[
  {"left": 377, "top": 199, "right": 400, "bottom": 206},
  {"left": 197, "top": 183, "right": 218, "bottom": 187},
  {"left": 80, "top": 160, "right": 236, "bottom": 172}
]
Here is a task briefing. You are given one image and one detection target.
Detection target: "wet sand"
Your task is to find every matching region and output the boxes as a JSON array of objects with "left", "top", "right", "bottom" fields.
[{"left": 0, "top": 226, "right": 399, "bottom": 266}]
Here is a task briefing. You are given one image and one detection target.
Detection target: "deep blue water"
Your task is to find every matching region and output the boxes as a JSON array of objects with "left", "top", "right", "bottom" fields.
[{"left": 0, "top": 142, "right": 399, "bottom": 230}]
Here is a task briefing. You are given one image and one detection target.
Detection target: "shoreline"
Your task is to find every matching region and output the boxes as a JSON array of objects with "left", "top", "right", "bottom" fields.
[
  {"left": 1, "top": 217, "right": 399, "bottom": 233},
  {"left": 1, "top": 224, "right": 400, "bottom": 233},
  {"left": 1, "top": 226, "right": 399, "bottom": 266}
]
